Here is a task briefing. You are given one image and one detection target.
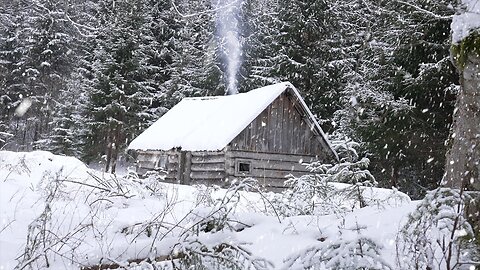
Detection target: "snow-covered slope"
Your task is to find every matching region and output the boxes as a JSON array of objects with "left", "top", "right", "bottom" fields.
[{"left": 0, "top": 151, "right": 417, "bottom": 269}]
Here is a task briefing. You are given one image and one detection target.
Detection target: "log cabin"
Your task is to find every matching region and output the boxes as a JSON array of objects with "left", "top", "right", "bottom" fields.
[{"left": 127, "top": 82, "right": 338, "bottom": 188}]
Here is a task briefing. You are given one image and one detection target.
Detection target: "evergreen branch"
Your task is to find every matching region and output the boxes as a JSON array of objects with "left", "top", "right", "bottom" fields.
[
  {"left": 64, "top": 13, "right": 98, "bottom": 37},
  {"left": 171, "top": 0, "right": 239, "bottom": 18},
  {"left": 395, "top": 0, "right": 453, "bottom": 20}
]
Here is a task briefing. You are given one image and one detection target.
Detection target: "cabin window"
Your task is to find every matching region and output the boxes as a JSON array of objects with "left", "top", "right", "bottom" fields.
[
  {"left": 235, "top": 159, "right": 252, "bottom": 176},
  {"left": 154, "top": 155, "right": 168, "bottom": 170}
]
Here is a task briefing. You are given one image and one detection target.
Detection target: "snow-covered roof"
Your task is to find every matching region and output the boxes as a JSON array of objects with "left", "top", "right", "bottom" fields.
[{"left": 128, "top": 82, "right": 336, "bottom": 158}]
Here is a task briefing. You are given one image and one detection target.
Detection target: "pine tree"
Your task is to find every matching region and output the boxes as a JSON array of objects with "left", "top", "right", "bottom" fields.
[
  {"left": 167, "top": 0, "right": 223, "bottom": 99},
  {"left": 39, "top": 0, "right": 98, "bottom": 157},
  {"left": 363, "top": 0, "right": 456, "bottom": 197},
  {"left": 43, "top": 71, "right": 90, "bottom": 157},
  {"left": 397, "top": 188, "right": 475, "bottom": 269},
  {"left": 85, "top": 0, "right": 163, "bottom": 172},
  {"left": 241, "top": 0, "right": 282, "bottom": 91},
  {"left": 326, "top": 0, "right": 457, "bottom": 198},
  {"left": 0, "top": 0, "right": 76, "bottom": 150}
]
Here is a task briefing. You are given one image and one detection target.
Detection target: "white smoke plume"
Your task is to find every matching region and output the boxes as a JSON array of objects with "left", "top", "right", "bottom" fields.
[{"left": 213, "top": 0, "right": 242, "bottom": 95}]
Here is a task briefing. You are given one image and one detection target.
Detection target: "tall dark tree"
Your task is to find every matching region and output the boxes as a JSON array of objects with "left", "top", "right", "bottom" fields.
[
  {"left": 444, "top": 0, "right": 480, "bottom": 191},
  {"left": 167, "top": 0, "right": 223, "bottom": 99},
  {"left": 86, "top": 0, "right": 162, "bottom": 172},
  {"left": 241, "top": 0, "right": 282, "bottom": 91},
  {"left": 359, "top": 0, "right": 457, "bottom": 197},
  {"left": 39, "top": 0, "right": 98, "bottom": 157},
  {"left": 0, "top": 0, "right": 77, "bottom": 150}
]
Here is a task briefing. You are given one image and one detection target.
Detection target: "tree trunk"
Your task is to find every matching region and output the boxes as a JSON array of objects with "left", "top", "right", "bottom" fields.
[
  {"left": 110, "top": 122, "right": 122, "bottom": 174},
  {"left": 445, "top": 52, "right": 480, "bottom": 247},
  {"left": 104, "top": 127, "right": 113, "bottom": 173},
  {"left": 443, "top": 53, "right": 480, "bottom": 191}
]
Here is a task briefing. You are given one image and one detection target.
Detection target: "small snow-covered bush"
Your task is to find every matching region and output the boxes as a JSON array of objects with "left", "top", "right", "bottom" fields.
[
  {"left": 284, "top": 222, "right": 392, "bottom": 270},
  {"left": 284, "top": 237, "right": 391, "bottom": 270},
  {"left": 273, "top": 137, "right": 378, "bottom": 217},
  {"left": 273, "top": 165, "right": 342, "bottom": 216},
  {"left": 164, "top": 234, "right": 272, "bottom": 270},
  {"left": 396, "top": 188, "right": 476, "bottom": 270}
]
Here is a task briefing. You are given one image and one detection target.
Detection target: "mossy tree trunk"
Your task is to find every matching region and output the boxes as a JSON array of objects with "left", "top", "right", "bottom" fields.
[
  {"left": 443, "top": 51, "right": 480, "bottom": 191},
  {"left": 446, "top": 34, "right": 480, "bottom": 251}
]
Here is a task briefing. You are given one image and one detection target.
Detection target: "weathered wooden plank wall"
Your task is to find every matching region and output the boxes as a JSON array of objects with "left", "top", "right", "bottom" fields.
[
  {"left": 136, "top": 150, "right": 226, "bottom": 184},
  {"left": 229, "top": 91, "right": 329, "bottom": 159},
  {"left": 225, "top": 150, "right": 317, "bottom": 188},
  {"left": 134, "top": 150, "right": 179, "bottom": 181},
  {"left": 189, "top": 151, "right": 225, "bottom": 182}
]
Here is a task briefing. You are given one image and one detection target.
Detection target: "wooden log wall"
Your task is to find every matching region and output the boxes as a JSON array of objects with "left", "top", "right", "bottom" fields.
[
  {"left": 136, "top": 150, "right": 227, "bottom": 185},
  {"left": 135, "top": 89, "right": 336, "bottom": 188},
  {"left": 189, "top": 151, "right": 226, "bottom": 185},
  {"left": 225, "top": 150, "right": 318, "bottom": 188},
  {"left": 135, "top": 150, "right": 179, "bottom": 182}
]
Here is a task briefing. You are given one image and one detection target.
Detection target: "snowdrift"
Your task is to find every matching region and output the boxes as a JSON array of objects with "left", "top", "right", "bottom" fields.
[{"left": 0, "top": 151, "right": 418, "bottom": 269}]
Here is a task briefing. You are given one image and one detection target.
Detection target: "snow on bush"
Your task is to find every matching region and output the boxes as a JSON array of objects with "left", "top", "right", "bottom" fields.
[
  {"left": 284, "top": 222, "right": 392, "bottom": 270},
  {"left": 396, "top": 188, "right": 476, "bottom": 270},
  {"left": 266, "top": 138, "right": 409, "bottom": 218}
]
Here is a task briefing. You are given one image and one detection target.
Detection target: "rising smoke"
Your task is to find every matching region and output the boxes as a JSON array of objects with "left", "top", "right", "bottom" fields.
[{"left": 213, "top": 0, "right": 242, "bottom": 95}]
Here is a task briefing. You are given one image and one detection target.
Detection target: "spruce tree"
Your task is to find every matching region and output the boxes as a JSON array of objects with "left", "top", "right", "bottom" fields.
[
  {"left": 167, "top": 0, "right": 223, "bottom": 99},
  {"left": 0, "top": 0, "right": 76, "bottom": 150},
  {"left": 361, "top": 0, "right": 456, "bottom": 197},
  {"left": 86, "top": 0, "right": 163, "bottom": 172}
]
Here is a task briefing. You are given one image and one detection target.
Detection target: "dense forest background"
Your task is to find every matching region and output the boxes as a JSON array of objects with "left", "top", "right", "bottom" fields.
[{"left": 0, "top": 0, "right": 458, "bottom": 199}]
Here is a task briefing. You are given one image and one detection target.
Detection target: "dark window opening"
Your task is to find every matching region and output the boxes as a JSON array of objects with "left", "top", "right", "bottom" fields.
[
  {"left": 238, "top": 162, "right": 251, "bottom": 173},
  {"left": 235, "top": 159, "right": 253, "bottom": 176}
]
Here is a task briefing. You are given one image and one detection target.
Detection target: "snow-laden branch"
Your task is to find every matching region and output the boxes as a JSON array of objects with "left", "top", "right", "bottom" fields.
[
  {"left": 64, "top": 13, "right": 97, "bottom": 32},
  {"left": 171, "top": 0, "right": 239, "bottom": 18},
  {"left": 32, "top": 1, "right": 97, "bottom": 37},
  {"left": 396, "top": 0, "right": 453, "bottom": 20}
]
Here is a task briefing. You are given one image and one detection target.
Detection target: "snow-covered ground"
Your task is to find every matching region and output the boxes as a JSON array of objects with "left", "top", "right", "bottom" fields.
[{"left": 0, "top": 151, "right": 418, "bottom": 269}]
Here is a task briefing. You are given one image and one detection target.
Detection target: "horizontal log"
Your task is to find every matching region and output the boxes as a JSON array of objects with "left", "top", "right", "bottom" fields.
[
  {"left": 136, "top": 154, "right": 157, "bottom": 162},
  {"left": 230, "top": 176, "right": 288, "bottom": 188},
  {"left": 137, "top": 150, "right": 178, "bottom": 155},
  {"left": 252, "top": 160, "right": 309, "bottom": 172},
  {"left": 227, "top": 150, "right": 319, "bottom": 164},
  {"left": 225, "top": 158, "right": 310, "bottom": 176},
  {"left": 225, "top": 166, "right": 305, "bottom": 180},
  {"left": 137, "top": 152, "right": 178, "bottom": 163},
  {"left": 191, "top": 151, "right": 225, "bottom": 157},
  {"left": 191, "top": 155, "right": 225, "bottom": 163},
  {"left": 251, "top": 169, "right": 296, "bottom": 180},
  {"left": 138, "top": 161, "right": 156, "bottom": 169},
  {"left": 190, "top": 171, "right": 226, "bottom": 180},
  {"left": 190, "top": 163, "right": 225, "bottom": 172},
  {"left": 191, "top": 179, "right": 231, "bottom": 188}
]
